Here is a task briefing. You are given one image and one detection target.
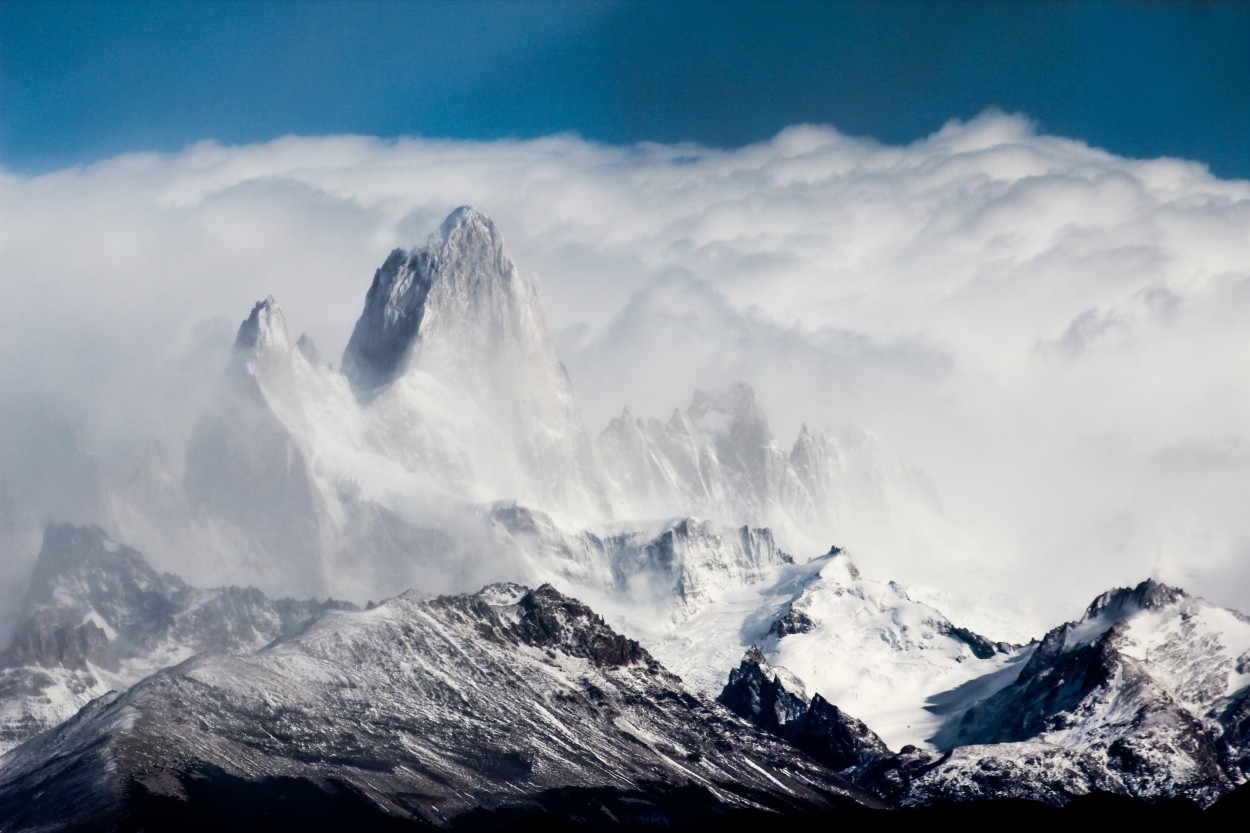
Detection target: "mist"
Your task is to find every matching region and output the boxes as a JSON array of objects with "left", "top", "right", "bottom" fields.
[{"left": 2, "top": 111, "right": 1249, "bottom": 637}]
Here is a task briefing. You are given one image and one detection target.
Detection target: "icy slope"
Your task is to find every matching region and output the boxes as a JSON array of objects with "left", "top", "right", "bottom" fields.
[
  {"left": 627, "top": 545, "right": 1024, "bottom": 751},
  {"left": 762, "top": 548, "right": 1024, "bottom": 750},
  {"left": 0, "top": 583, "right": 880, "bottom": 831},
  {"left": 0, "top": 524, "right": 351, "bottom": 755}
]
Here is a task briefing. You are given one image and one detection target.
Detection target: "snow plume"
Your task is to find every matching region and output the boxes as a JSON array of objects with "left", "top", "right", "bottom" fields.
[{"left": 2, "top": 111, "right": 1249, "bottom": 633}]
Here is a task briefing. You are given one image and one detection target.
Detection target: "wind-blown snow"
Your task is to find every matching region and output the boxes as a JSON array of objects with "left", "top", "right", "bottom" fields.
[{"left": 5, "top": 114, "right": 1250, "bottom": 628}]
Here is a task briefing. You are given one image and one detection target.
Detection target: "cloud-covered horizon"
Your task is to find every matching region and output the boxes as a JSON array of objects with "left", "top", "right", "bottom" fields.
[{"left": 3, "top": 110, "right": 1249, "bottom": 633}]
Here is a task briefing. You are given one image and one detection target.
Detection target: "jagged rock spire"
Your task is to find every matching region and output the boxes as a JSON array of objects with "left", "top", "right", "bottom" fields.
[
  {"left": 338, "top": 206, "right": 611, "bottom": 520},
  {"left": 340, "top": 206, "right": 515, "bottom": 397},
  {"left": 234, "top": 295, "right": 288, "bottom": 354}
]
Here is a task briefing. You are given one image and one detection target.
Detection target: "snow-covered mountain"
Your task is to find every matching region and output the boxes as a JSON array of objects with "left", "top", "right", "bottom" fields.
[
  {"left": 4, "top": 522, "right": 1250, "bottom": 816},
  {"left": 106, "top": 207, "right": 967, "bottom": 619},
  {"left": 486, "top": 503, "right": 793, "bottom": 623},
  {"left": 0, "top": 524, "right": 352, "bottom": 755},
  {"left": 341, "top": 206, "right": 610, "bottom": 522},
  {"left": 923, "top": 579, "right": 1250, "bottom": 805},
  {"left": 8, "top": 204, "right": 1240, "bottom": 818},
  {"left": 0, "top": 581, "right": 879, "bottom": 831},
  {"left": 629, "top": 545, "right": 1024, "bottom": 751},
  {"left": 709, "top": 578, "right": 1250, "bottom": 808}
]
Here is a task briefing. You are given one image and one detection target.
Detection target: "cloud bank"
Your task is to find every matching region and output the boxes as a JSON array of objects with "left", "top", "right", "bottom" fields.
[{"left": 2, "top": 111, "right": 1249, "bottom": 632}]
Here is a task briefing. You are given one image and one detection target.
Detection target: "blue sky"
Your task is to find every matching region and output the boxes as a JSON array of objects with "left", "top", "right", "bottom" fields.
[{"left": 2, "top": 0, "right": 1248, "bottom": 178}]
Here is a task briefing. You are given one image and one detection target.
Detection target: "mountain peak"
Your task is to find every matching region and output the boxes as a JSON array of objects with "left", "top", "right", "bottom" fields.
[
  {"left": 436, "top": 204, "right": 496, "bottom": 244},
  {"left": 234, "top": 295, "right": 289, "bottom": 354},
  {"left": 1085, "top": 578, "right": 1187, "bottom": 621},
  {"left": 340, "top": 206, "right": 516, "bottom": 397}
]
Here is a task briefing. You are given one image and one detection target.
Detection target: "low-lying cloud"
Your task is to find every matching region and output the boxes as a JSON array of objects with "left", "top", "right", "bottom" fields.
[{"left": 2, "top": 111, "right": 1249, "bottom": 633}]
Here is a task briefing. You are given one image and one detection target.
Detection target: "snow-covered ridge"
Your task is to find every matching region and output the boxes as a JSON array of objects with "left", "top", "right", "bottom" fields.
[
  {"left": 487, "top": 503, "right": 793, "bottom": 623},
  {"left": 696, "top": 545, "right": 1025, "bottom": 751},
  {"left": 5, "top": 523, "right": 1250, "bottom": 814},
  {"left": 0, "top": 580, "right": 877, "bottom": 830},
  {"left": 934, "top": 579, "right": 1250, "bottom": 804}
]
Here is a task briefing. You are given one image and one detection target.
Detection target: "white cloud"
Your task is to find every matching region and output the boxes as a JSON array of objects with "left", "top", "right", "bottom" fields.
[{"left": 3, "top": 110, "right": 1249, "bottom": 628}]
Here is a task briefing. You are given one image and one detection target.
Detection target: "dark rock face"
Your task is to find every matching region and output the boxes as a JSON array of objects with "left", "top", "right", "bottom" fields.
[
  {"left": 1088, "top": 578, "right": 1185, "bottom": 617},
  {"left": 340, "top": 246, "right": 435, "bottom": 396},
  {"left": 0, "top": 584, "right": 881, "bottom": 832},
  {"left": 510, "top": 584, "right": 652, "bottom": 669},
  {"left": 854, "top": 744, "right": 945, "bottom": 805},
  {"left": 22, "top": 523, "right": 185, "bottom": 655},
  {"left": 933, "top": 620, "right": 1015, "bottom": 660},
  {"left": 794, "top": 695, "right": 894, "bottom": 773},
  {"left": 1220, "top": 686, "right": 1250, "bottom": 779},
  {"left": 717, "top": 648, "right": 891, "bottom": 772},
  {"left": 0, "top": 610, "right": 119, "bottom": 672},
  {"left": 768, "top": 607, "right": 815, "bottom": 637},
  {"left": 718, "top": 646, "right": 808, "bottom": 736},
  {"left": 341, "top": 206, "right": 515, "bottom": 398}
]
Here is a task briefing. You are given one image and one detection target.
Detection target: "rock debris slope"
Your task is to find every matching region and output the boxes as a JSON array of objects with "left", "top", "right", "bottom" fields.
[{"left": 0, "top": 583, "right": 880, "bottom": 831}]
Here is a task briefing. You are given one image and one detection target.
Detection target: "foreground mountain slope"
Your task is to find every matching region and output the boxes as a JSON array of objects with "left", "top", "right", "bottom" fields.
[
  {"left": 0, "top": 583, "right": 880, "bottom": 831},
  {"left": 926, "top": 579, "right": 1250, "bottom": 805}
]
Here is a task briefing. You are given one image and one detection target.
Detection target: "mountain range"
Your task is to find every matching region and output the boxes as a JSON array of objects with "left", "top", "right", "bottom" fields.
[{"left": 2, "top": 207, "right": 1247, "bottom": 829}]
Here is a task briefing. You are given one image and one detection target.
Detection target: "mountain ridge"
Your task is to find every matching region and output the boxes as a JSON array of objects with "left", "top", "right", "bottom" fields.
[{"left": 0, "top": 579, "right": 881, "bottom": 831}]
